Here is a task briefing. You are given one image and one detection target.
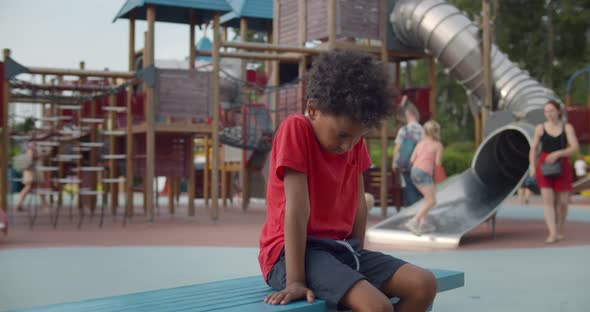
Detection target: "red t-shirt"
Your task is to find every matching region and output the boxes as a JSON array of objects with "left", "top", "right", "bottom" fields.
[{"left": 258, "top": 114, "right": 372, "bottom": 281}]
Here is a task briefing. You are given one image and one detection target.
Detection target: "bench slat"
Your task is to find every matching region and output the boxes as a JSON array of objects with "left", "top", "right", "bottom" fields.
[{"left": 18, "top": 270, "right": 463, "bottom": 312}]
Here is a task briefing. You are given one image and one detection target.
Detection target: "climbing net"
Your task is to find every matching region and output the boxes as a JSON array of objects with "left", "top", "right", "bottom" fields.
[{"left": 217, "top": 68, "right": 303, "bottom": 152}]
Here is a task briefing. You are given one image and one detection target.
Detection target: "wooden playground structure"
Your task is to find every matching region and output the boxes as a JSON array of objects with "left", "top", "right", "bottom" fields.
[{"left": 0, "top": 0, "right": 442, "bottom": 226}]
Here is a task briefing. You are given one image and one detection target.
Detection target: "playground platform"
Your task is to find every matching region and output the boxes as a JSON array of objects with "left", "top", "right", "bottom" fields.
[{"left": 1, "top": 194, "right": 590, "bottom": 311}]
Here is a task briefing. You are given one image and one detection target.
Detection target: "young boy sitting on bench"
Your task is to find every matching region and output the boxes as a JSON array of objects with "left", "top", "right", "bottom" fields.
[{"left": 259, "top": 49, "right": 438, "bottom": 311}]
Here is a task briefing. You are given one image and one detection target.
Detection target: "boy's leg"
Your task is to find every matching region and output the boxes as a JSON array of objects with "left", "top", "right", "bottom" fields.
[
  {"left": 379, "top": 263, "right": 437, "bottom": 312},
  {"left": 356, "top": 249, "right": 431, "bottom": 311},
  {"left": 267, "top": 248, "right": 364, "bottom": 307},
  {"left": 340, "top": 280, "right": 392, "bottom": 312},
  {"left": 268, "top": 246, "right": 394, "bottom": 310}
]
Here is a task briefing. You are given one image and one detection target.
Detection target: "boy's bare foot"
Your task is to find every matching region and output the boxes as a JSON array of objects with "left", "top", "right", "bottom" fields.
[{"left": 556, "top": 234, "right": 565, "bottom": 241}]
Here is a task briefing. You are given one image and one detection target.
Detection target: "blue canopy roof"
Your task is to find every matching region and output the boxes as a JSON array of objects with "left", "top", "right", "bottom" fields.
[
  {"left": 113, "top": 0, "right": 232, "bottom": 24},
  {"left": 220, "top": 0, "right": 273, "bottom": 31}
]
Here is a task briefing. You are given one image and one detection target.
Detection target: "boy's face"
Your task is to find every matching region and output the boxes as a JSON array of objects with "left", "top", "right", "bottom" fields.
[{"left": 307, "top": 103, "right": 371, "bottom": 154}]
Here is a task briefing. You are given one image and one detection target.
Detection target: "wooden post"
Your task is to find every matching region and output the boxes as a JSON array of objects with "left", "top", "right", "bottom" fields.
[
  {"left": 168, "top": 177, "right": 175, "bottom": 214},
  {"left": 328, "top": 0, "right": 336, "bottom": 48},
  {"left": 379, "top": 0, "right": 388, "bottom": 218},
  {"left": 126, "top": 14, "right": 135, "bottom": 218},
  {"left": 90, "top": 98, "right": 98, "bottom": 212},
  {"left": 109, "top": 94, "right": 118, "bottom": 214},
  {"left": 211, "top": 12, "right": 221, "bottom": 220},
  {"left": 271, "top": 0, "right": 280, "bottom": 129},
  {"left": 481, "top": 0, "right": 492, "bottom": 134},
  {"left": 204, "top": 135, "right": 210, "bottom": 206},
  {"left": 474, "top": 111, "right": 482, "bottom": 146},
  {"left": 188, "top": 13, "right": 197, "bottom": 215},
  {"left": 221, "top": 146, "right": 227, "bottom": 207},
  {"left": 57, "top": 75, "right": 67, "bottom": 208},
  {"left": 428, "top": 57, "right": 436, "bottom": 118},
  {"left": 240, "top": 17, "right": 250, "bottom": 211},
  {"left": 189, "top": 10, "right": 196, "bottom": 69},
  {"left": 187, "top": 135, "right": 195, "bottom": 215},
  {"left": 298, "top": 0, "right": 306, "bottom": 47},
  {"left": 265, "top": 29, "right": 273, "bottom": 74},
  {"left": 298, "top": 0, "right": 307, "bottom": 115},
  {"left": 1, "top": 49, "right": 10, "bottom": 214},
  {"left": 145, "top": 4, "right": 156, "bottom": 222},
  {"left": 394, "top": 61, "right": 402, "bottom": 209}
]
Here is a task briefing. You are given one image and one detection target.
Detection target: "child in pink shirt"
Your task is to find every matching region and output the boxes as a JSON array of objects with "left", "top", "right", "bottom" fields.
[{"left": 405, "top": 120, "right": 444, "bottom": 235}]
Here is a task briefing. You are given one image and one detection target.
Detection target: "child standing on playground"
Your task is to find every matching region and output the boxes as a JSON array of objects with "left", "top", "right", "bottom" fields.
[
  {"left": 404, "top": 120, "right": 444, "bottom": 236},
  {"left": 15, "top": 142, "right": 49, "bottom": 213},
  {"left": 259, "top": 49, "right": 437, "bottom": 311}
]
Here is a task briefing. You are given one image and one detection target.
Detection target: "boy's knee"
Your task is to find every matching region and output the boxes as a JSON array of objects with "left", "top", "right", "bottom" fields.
[{"left": 414, "top": 270, "right": 437, "bottom": 302}]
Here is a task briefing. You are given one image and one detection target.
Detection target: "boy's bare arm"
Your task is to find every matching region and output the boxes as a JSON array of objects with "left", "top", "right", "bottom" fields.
[
  {"left": 265, "top": 168, "right": 315, "bottom": 305},
  {"left": 283, "top": 168, "right": 310, "bottom": 286},
  {"left": 350, "top": 174, "right": 367, "bottom": 249}
]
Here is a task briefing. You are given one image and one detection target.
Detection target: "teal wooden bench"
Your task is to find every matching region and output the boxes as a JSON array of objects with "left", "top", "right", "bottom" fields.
[{"left": 18, "top": 269, "right": 464, "bottom": 311}]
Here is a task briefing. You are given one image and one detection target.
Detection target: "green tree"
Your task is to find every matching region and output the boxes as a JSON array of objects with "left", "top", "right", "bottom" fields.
[{"left": 409, "top": 0, "right": 590, "bottom": 146}]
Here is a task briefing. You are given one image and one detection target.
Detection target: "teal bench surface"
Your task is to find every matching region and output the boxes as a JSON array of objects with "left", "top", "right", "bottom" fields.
[{"left": 18, "top": 269, "right": 464, "bottom": 311}]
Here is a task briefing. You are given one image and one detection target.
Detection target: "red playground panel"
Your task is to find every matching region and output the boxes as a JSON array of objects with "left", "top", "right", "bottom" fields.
[
  {"left": 567, "top": 106, "right": 590, "bottom": 144},
  {"left": 400, "top": 86, "right": 432, "bottom": 123},
  {"left": 246, "top": 69, "right": 268, "bottom": 88}
]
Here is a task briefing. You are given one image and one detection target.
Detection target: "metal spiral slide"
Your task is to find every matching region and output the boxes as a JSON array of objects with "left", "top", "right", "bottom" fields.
[{"left": 367, "top": 0, "right": 560, "bottom": 248}]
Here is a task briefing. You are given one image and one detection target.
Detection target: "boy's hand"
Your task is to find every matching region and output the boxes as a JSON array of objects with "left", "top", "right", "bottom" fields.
[{"left": 264, "top": 282, "right": 315, "bottom": 305}]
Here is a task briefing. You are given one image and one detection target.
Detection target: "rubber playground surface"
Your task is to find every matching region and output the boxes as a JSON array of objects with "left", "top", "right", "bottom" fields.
[{"left": 1, "top": 194, "right": 589, "bottom": 311}]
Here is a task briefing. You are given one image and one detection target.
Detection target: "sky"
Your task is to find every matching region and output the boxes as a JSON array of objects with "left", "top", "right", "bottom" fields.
[{"left": 0, "top": 0, "right": 214, "bottom": 71}]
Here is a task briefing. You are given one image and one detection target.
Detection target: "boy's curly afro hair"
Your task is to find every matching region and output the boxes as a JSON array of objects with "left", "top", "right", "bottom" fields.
[{"left": 305, "top": 49, "right": 395, "bottom": 128}]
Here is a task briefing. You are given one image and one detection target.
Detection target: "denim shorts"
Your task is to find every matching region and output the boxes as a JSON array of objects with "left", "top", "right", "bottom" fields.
[{"left": 411, "top": 167, "right": 433, "bottom": 186}]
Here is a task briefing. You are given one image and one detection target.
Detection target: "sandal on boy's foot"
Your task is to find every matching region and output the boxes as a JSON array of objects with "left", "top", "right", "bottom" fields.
[
  {"left": 404, "top": 219, "right": 421, "bottom": 236},
  {"left": 419, "top": 222, "right": 436, "bottom": 234}
]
